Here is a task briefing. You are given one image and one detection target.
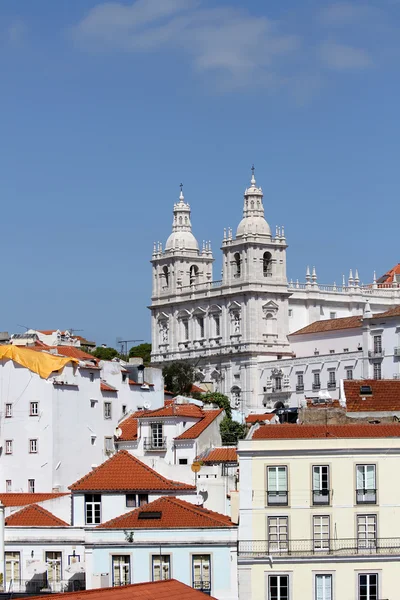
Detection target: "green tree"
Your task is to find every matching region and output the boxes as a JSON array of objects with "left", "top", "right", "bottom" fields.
[
  {"left": 220, "top": 415, "right": 247, "bottom": 445},
  {"left": 201, "top": 391, "right": 232, "bottom": 418},
  {"left": 129, "top": 343, "right": 152, "bottom": 365},
  {"left": 162, "top": 361, "right": 196, "bottom": 396},
  {"left": 92, "top": 346, "right": 120, "bottom": 361}
]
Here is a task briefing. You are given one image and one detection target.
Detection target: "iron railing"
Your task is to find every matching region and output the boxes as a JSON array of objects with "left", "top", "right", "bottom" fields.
[
  {"left": 144, "top": 437, "right": 167, "bottom": 451},
  {"left": 5, "top": 579, "right": 85, "bottom": 594},
  {"left": 368, "top": 349, "right": 385, "bottom": 358},
  {"left": 193, "top": 581, "right": 211, "bottom": 595},
  {"left": 267, "top": 491, "right": 288, "bottom": 506},
  {"left": 312, "top": 489, "right": 330, "bottom": 505},
  {"left": 356, "top": 488, "right": 377, "bottom": 504},
  {"left": 238, "top": 538, "right": 400, "bottom": 558}
]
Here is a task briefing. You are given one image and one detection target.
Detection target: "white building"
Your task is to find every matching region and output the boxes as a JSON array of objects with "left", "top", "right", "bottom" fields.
[
  {"left": 150, "top": 169, "right": 400, "bottom": 413},
  {"left": 0, "top": 344, "right": 163, "bottom": 494}
]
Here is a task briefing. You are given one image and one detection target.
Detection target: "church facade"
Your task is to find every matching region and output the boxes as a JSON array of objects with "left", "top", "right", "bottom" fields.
[{"left": 150, "top": 170, "right": 400, "bottom": 412}]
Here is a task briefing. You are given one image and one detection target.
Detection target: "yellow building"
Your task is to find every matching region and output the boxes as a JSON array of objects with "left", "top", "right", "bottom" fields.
[{"left": 238, "top": 423, "right": 400, "bottom": 600}]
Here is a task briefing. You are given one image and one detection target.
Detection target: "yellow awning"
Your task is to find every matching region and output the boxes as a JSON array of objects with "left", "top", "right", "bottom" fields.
[{"left": 0, "top": 345, "right": 79, "bottom": 379}]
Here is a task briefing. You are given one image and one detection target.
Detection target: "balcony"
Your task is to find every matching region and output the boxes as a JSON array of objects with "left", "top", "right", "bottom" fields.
[
  {"left": 394, "top": 347, "right": 400, "bottom": 357},
  {"left": 327, "top": 382, "right": 336, "bottom": 390},
  {"left": 356, "top": 488, "right": 377, "bottom": 504},
  {"left": 4, "top": 580, "right": 85, "bottom": 594},
  {"left": 238, "top": 538, "right": 400, "bottom": 559},
  {"left": 267, "top": 491, "right": 288, "bottom": 506},
  {"left": 144, "top": 437, "right": 167, "bottom": 451},
  {"left": 312, "top": 489, "right": 330, "bottom": 505},
  {"left": 368, "top": 349, "right": 385, "bottom": 359},
  {"left": 296, "top": 384, "right": 304, "bottom": 392},
  {"left": 193, "top": 581, "right": 211, "bottom": 596},
  {"left": 312, "top": 383, "right": 321, "bottom": 391}
]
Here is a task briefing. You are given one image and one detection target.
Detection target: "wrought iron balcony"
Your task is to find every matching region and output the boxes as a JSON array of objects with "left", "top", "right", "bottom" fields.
[
  {"left": 368, "top": 349, "right": 385, "bottom": 359},
  {"left": 193, "top": 581, "right": 211, "bottom": 595},
  {"left": 394, "top": 347, "right": 400, "bottom": 357},
  {"left": 4, "top": 579, "right": 85, "bottom": 594},
  {"left": 144, "top": 437, "right": 167, "bottom": 451},
  {"left": 327, "top": 382, "right": 336, "bottom": 390},
  {"left": 312, "top": 383, "right": 321, "bottom": 391},
  {"left": 296, "top": 384, "right": 304, "bottom": 392},
  {"left": 312, "top": 489, "right": 330, "bottom": 505},
  {"left": 267, "top": 491, "right": 288, "bottom": 506},
  {"left": 356, "top": 488, "right": 377, "bottom": 504},
  {"left": 238, "top": 537, "right": 400, "bottom": 559}
]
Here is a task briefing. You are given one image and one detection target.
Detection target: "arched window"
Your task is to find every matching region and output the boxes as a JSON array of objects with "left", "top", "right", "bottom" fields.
[
  {"left": 190, "top": 265, "right": 199, "bottom": 285},
  {"left": 263, "top": 252, "right": 272, "bottom": 277},
  {"left": 231, "top": 386, "right": 241, "bottom": 409},
  {"left": 162, "top": 266, "right": 169, "bottom": 287},
  {"left": 234, "top": 253, "right": 241, "bottom": 278}
]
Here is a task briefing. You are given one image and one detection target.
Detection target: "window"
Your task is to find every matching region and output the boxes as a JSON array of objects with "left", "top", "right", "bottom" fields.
[
  {"left": 182, "top": 319, "right": 189, "bottom": 341},
  {"left": 5, "top": 440, "right": 13, "bottom": 455},
  {"left": 28, "top": 479, "right": 35, "bottom": 493},
  {"left": 267, "top": 466, "right": 288, "bottom": 506},
  {"left": 190, "top": 265, "right": 199, "bottom": 285},
  {"left": 152, "top": 555, "right": 171, "bottom": 581},
  {"left": 373, "top": 363, "right": 381, "bottom": 380},
  {"left": 5, "top": 403, "right": 12, "bottom": 418},
  {"left": 329, "top": 349, "right": 335, "bottom": 355},
  {"left": 373, "top": 335, "right": 382, "bottom": 353},
  {"left": 274, "top": 376, "right": 282, "bottom": 391},
  {"left": 313, "top": 515, "right": 330, "bottom": 551},
  {"left": 162, "top": 265, "right": 169, "bottom": 287},
  {"left": 192, "top": 555, "right": 211, "bottom": 594},
  {"left": 112, "top": 555, "right": 130, "bottom": 586},
  {"left": 312, "top": 466, "right": 330, "bottom": 505},
  {"left": 5, "top": 552, "right": 20, "bottom": 587},
  {"left": 214, "top": 315, "right": 221, "bottom": 337},
  {"left": 268, "top": 574, "right": 289, "bottom": 600},
  {"left": 313, "top": 372, "right": 321, "bottom": 389},
  {"left": 357, "top": 514, "right": 377, "bottom": 550},
  {"left": 85, "top": 493, "right": 101, "bottom": 524},
  {"left": 122, "top": 405, "right": 127, "bottom": 415},
  {"left": 137, "top": 366, "right": 145, "bottom": 384},
  {"left": 46, "top": 552, "right": 62, "bottom": 585},
  {"left": 346, "top": 369, "right": 353, "bottom": 380},
  {"left": 344, "top": 348, "right": 349, "bottom": 353},
  {"left": 233, "top": 253, "right": 241, "bottom": 277},
  {"left": 122, "top": 373, "right": 127, "bottom": 383},
  {"left": 91, "top": 436, "right": 96, "bottom": 446},
  {"left": 90, "top": 372, "right": 94, "bottom": 382},
  {"left": 268, "top": 516, "right": 288, "bottom": 552},
  {"left": 315, "top": 574, "right": 332, "bottom": 600},
  {"left": 104, "top": 437, "right": 114, "bottom": 453},
  {"left": 358, "top": 573, "right": 378, "bottom": 600},
  {"left": 328, "top": 371, "right": 336, "bottom": 388},
  {"left": 263, "top": 252, "right": 272, "bottom": 277},
  {"left": 330, "top": 312, "right": 336, "bottom": 319},
  {"left": 6, "top": 480, "right": 11, "bottom": 492},
  {"left": 30, "top": 402, "right": 39, "bottom": 416},
  {"left": 197, "top": 316, "right": 205, "bottom": 338},
  {"left": 29, "top": 439, "right": 38, "bottom": 453},
  {"left": 125, "top": 493, "right": 148, "bottom": 508},
  {"left": 288, "top": 309, "right": 293, "bottom": 317},
  {"left": 314, "top": 349, "right": 320, "bottom": 356},
  {"left": 296, "top": 372, "right": 304, "bottom": 391},
  {"left": 356, "top": 465, "right": 376, "bottom": 503},
  {"left": 104, "top": 402, "right": 112, "bottom": 419},
  {"left": 151, "top": 423, "right": 164, "bottom": 448},
  {"left": 179, "top": 458, "right": 188, "bottom": 465}
]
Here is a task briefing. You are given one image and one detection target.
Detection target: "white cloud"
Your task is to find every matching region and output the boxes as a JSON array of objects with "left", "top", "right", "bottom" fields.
[
  {"left": 319, "top": 41, "right": 373, "bottom": 70},
  {"left": 70, "top": 0, "right": 300, "bottom": 88}
]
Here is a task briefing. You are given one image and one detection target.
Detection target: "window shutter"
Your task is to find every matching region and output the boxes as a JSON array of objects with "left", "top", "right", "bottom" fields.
[
  {"left": 356, "top": 466, "right": 364, "bottom": 489},
  {"left": 277, "top": 467, "right": 287, "bottom": 491},
  {"left": 268, "top": 468, "right": 277, "bottom": 491},
  {"left": 313, "top": 467, "right": 320, "bottom": 490},
  {"left": 366, "top": 465, "right": 375, "bottom": 489}
]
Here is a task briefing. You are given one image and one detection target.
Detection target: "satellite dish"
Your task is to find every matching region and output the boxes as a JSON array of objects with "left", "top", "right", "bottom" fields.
[
  {"left": 194, "top": 494, "right": 204, "bottom": 506},
  {"left": 143, "top": 402, "right": 151, "bottom": 410},
  {"left": 115, "top": 427, "right": 122, "bottom": 439}
]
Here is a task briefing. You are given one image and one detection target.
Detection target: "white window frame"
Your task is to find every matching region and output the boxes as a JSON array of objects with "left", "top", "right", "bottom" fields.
[
  {"left": 313, "top": 515, "right": 330, "bottom": 551},
  {"left": 357, "top": 514, "right": 377, "bottom": 550},
  {"left": 192, "top": 554, "right": 211, "bottom": 594},
  {"left": 346, "top": 369, "right": 353, "bottom": 380},
  {"left": 356, "top": 465, "right": 376, "bottom": 504},
  {"left": 373, "top": 362, "right": 381, "bottom": 380},
  {"left": 152, "top": 554, "right": 171, "bottom": 582},
  {"left": 104, "top": 402, "right": 112, "bottom": 420},
  {"left": 30, "top": 402, "right": 39, "bottom": 416},
  {"left": 267, "top": 466, "right": 288, "bottom": 506},
  {"left": 104, "top": 437, "right": 114, "bottom": 453},
  {"left": 112, "top": 555, "right": 130, "bottom": 587},
  {"left": 6, "top": 480, "right": 12, "bottom": 492},
  {"left": 46, "top": 551, "right": 62, "bottom": 584},
  {"left": 328, "top": 370, "right": 336, "bottom": 384},
  {"left": 268, "top": 574, "right": 289, "bottom": 600},
  {"left": 373, "top": 335, "right": 382, "bottom": 353},
  {"left": 214, "top": 314, "right": 221, "bottom": 337},
  {"left": 5, "top": 403, "right": 12, "bottom": 418},
  {"left": 315, "top": 574, "right": 332, "bottom": 600},
  {"left": 28, "top": 479, "right": 35, "bottom": 493},
  {"left": 358, "top": 573, "right": 378, "bottom": 600},
  {"left": 5, "top": 440, "right": 13, "bottom": 455},
  {"left": 5, "top": 551, "right": 20, "bottom": 586},
  {"left": 29, "top": 439, "right": 38, "bottom": 454},
  {"left": 151, "top": 422, "right": 164, "bottom": 448},
  {"left": 268, "top": 516, "right": 288, "bottom": 553},
  {"left": 312, "top": 466, "right": 330, "bottom": 505},
  {"left": 85, "top": 493, "right": 101, "bottom": 525}
]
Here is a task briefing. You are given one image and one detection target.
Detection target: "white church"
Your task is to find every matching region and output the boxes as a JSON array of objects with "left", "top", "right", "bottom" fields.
[{"left": 150, "top": 169, "right": 400, "bottom": 412}]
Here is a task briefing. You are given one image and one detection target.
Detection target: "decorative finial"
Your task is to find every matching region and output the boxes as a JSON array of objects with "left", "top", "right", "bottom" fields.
[
  {"left": 349, "top": 269, "right": 354, "bottom": 286},
  {"left": 223, "top": 228, "right": 227, "bottom": 241},
  {"left": 179, "top": 183, "right": 184, "bottom": 201},
  {"left": 251, "top": 164, "right": 256, "bottom": 185}
]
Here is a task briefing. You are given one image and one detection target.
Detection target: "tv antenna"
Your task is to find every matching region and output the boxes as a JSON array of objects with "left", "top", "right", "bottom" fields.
[{"left": 117, "top": 338, "right": 143, "bottom": 358}]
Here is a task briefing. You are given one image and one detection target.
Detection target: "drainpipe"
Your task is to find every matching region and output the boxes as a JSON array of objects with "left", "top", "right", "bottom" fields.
[{"left": 0, "top": 501, "right": 4, "bottom": 589}]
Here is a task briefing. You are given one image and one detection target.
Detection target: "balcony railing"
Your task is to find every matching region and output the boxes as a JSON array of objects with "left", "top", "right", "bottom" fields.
[
  {"left": 312, "top": 383, "right": 321, "bottom": 391},
  {"left": 193, "top": 581, "right": 211, "bottom": 595},
  {"left": 394, "top": 347, "right": 400, "bottom": 357},
  {"left": 368, "top": 349, "right": 385, "bottom": 358},
  {"left": 312, "top": 489, "right": 330, "bottom": 505},
  {"left": 144, "top": 437, "right": 167, "bottom": 451},
  {"left": 4, "top": 579, "right": 85, "bottom": 594},
  {"left": 267, "top": 491, "right": 288, "bottom": 506},
  {"left": 238, "top": 538, "right": 400, "bottom": 558},
  {"left": 296, "top": 384, "right": 304, "bottom": 392},
  {"left": 356, "top": 488, "right": 377, "bottom": 504},
  {"left": 327, "top": 382, "right": 336, "bottom": 390}
]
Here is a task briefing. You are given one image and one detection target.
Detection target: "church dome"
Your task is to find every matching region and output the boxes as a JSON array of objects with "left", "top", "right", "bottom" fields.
[
  {"left": 165, "top": 230, "right": 199, "bottom": 251},
  {"left": 164, "top": 186, "right": 199, "bottom": 253},
  {"left": 236, "top": 168, "right": 271, "bottom": 239}
]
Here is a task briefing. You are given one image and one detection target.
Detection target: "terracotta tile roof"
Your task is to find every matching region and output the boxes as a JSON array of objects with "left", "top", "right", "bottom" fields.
[
  {"left": 5, "top": 504, "right": 68, "bottom": 527},
  {"left": 69, "top": 450, "right": 195, "bottom": 492},
  {"left": 28, "top": 579, "right": 217, "bottom": 600},
  {"left": 129, "top": 379, "right": 154, "bottom": 387},
  {"left": 252, "top": 423, "right": 400, "bottom": 440},
  {"left": 344, "top": 379, "right": 400, "bottom": 412},
  {"left": 100, "top": 381, "right": 118, "bottom": 392},
  {"left": 98, "top": 496, "right": 234, "bottom": 529},
  {"left": 54, "top": 346, "right": 97, "bottom": 361},
  {"left": 200, "top": 448, "right": 238, "bottom": 464},
  {"left": 377, "top": 263, "right": 400, "bottom": 285},
  {"left": 246, "top": 413, "right": 276, "bottom": 424},
  {"left": 372, "top": 305, "right": 400, "bottom": 319},
  {"left": 175, "top": 409, "right": 224, "bottom": 440},
  {"left": 137, "top": 404, "right": 204, "bottom": 419},
  {"left": 290, "top": 315, "right": 363, "bottom": 336},
  {"left": 191, "top": 384, "right": 206, "bottom": 393},
  {"left": 0, "top": 493, "right": 69, "bottom": 507},
  {"left": 118, "top": 411, "right": 148, "bottom": 441}
]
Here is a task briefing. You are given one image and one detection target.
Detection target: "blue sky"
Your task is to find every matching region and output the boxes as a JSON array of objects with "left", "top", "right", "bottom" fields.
[{"left": 1, "top": 0, "right": 400, "bottom": 348}]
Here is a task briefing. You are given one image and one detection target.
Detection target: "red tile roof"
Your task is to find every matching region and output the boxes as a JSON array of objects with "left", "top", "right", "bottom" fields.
[
  {"left": 200, "top": 448, "right": 238, "bottom": 464},
  {"left": 28, "top": 580, "right": 217, "bottom": 600},
  {"left": 290, "top": 315, "right": 363, "bottom": 336},
  {"left": 0, "top": 493, "right": 69, "bottom": 507},
  {"left": 54, "top": 346, "right": 97, "bottom": 361},
  {"left": 5, "top": 504, "right": 68, "bottom": 527},
  {"left": 175, "top": 409, "right": 224, "bottom": 440},
  {"left": 252, "top": 423, "right": 400, "bottom": 440},
  {"left": 129, "top": 379, "right": 154, "bottom": 387},
  {"left": 372, "top": 305, "right": 400, "bottom": 319},
  {"left": 344, "top": 379, "right": 400, "bottom": 412},
  {"left": 246, "top": 413, "right": 276, "bottom": 424},
  {"left": 377, "top": 264, "right": 400, "bottom": 285},
  {"left": 137, "top": 404, "right": 204, "bottom": 419},
  {"left": 118, "top": 411, "right": 148, "bottom": 441},
  {"left": 191, "top": 384, "right": 206, "bottom": 393},
  {"left": 98, "top": 496, "right": 233, "bottom": 529},
  {"left": 69, "top": 450, "right": 195, "bottom": 492},
  {"left": 100, "top": 381, "right": 118, "bottom": 392}
]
